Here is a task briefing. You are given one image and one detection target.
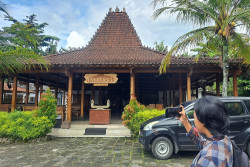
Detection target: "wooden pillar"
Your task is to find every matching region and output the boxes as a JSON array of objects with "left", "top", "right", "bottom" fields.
[
  {"left": 67, "top": 72, "right": 73, "bottom": 121},
  {"left": 187, "top": 74, "right": 191, "bottom": 101},
  {"left": 39, "top": 85, "right": 43, "bottom": 100},
  {"left": 55, "top": 80, "right": 58, "bottom": 104},
  {"left": 77, "top": 80, "right": 80, "bottom": 104},
  {"left": 35, "top": 74, "right": 39, "bottom": 106},
  {"left": 11, "top": 76, "right": 18, "bottom": 111},
  {"left": 63, "top": 89, "right": 65, "bottom": 105},
  {"left": 172, "top": 82, "right": 176, "bottom": 106},
  {"left": 130, "top": 68, "right": 135, "bottom": 99},
  {"left": 80, "top": 74, "right": 85, "bottom": 118},
  {"left": 233, "top": 73, "right": 238, "bottom": 97},
  {"left": 0, "top": 78, "right": 4, "bottom": 105},
  {"left": 216, "top": 77, "right": 220, "bottom": 96},
  {"left": 25, "top": 82, "right": 29, "bottom": 104},
  {"left": 202, "top": 86, "right": 206, "bottom": 96},
  {"left": 178, "top": 74, "right": 182, "bottom": 104},
  {"left": 196, "top": 83, "right": 198, "bottom": 98}
]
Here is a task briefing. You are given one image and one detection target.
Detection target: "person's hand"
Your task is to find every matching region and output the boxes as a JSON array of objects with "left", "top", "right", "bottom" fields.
[{"left": 176, "top": 105, "right": 188, "bottom": 124}]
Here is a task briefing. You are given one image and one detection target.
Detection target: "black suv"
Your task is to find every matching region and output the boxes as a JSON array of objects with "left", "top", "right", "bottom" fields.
[{"left": 139, "top": 97, "right": 250, "bottom": 160}]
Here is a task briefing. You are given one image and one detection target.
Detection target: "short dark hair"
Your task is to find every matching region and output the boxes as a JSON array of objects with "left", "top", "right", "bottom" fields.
[{"left": 194, "top": 96, "right": 229, "bottom": 137}]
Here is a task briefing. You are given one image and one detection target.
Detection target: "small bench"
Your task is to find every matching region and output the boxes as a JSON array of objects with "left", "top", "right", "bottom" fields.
[
  {"left": 56, "top": 106, "right": 65, "bottom": 121},
  {"left": 23, "top": 105, "right": 38, "bottom": 111},
  {"left": 0, "top": 104, "right": 10, "bottom": 112}
]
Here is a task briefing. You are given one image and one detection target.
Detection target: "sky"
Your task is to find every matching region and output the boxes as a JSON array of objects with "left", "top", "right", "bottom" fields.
[{"left": 0, "top": 0, "right": 195, "bottom": 50}]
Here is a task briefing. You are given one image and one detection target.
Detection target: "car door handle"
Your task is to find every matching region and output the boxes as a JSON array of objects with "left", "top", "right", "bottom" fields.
[{"left": 242, "top": 119, "right": 249, "bottom": 124}]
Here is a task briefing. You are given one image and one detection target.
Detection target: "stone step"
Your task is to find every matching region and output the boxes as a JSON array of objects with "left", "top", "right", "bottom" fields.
[
  {"left": 49, "top": 126, "right": 131, "bottom": 138},
  {"left": 70, "top": 124, "right": 127, "bottom": 130}
]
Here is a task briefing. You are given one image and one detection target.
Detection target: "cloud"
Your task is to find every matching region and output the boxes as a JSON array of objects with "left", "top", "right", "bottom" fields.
[
  {"left": 0, "top": 0, "right": 195, "bottom": 50},
  {"left": 65, "top": 31, "right": 86, "bottom": 49}
]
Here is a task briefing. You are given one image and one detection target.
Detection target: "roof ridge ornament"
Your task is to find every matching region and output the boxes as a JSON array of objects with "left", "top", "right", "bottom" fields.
[
  {"left": 109, "top": 7, "right": 112, "bottom": 13},
  {"left": 123, "top": 7, "right": 126, "bottom": 12},
  {"left": 115, "top": 6, "right": 119, "bottom": 12}
]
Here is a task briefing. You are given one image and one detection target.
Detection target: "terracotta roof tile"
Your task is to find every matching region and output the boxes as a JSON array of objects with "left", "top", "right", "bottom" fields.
[{"left": 46, "top": 9, "right": 242, "bottom": 66}]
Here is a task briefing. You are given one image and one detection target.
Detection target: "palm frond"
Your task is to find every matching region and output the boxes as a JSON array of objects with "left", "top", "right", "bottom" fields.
[
  {"left": 0, "top": 1, "right": 8, "bottom": 16},
  {"left": 152, "top": 0, "right": 220, "bottom": 26},
  {"left": 230, "top": 32, "right": 250, "bottom": 64},
  {"left": 0, "top": 47, "right": 50, "bottom": 75},
  {"left": 159, "top": 26, "right": 215, "bottom": 73}
]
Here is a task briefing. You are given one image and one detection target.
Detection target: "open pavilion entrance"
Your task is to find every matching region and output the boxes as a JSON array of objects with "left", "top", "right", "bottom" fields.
[{"left": 0, "top": 7, "right": 245, "bottom": 131}]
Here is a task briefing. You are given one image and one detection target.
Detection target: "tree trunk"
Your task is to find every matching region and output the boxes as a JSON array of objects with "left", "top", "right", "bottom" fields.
[{"left": 222, "top": 39, "right": 229, "bottom": 97}]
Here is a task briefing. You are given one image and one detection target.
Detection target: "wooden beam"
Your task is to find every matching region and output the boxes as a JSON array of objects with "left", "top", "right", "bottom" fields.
[
  {"left": 35, "top": 74, "right": 39, "bottom": 106},
  {"left": 0, "top": 78, "right": 3, "bottom": 105},
  {"left": 179, "top": 74, "right": 182, "bottom": 104},
  {"left": 25, "top": 82, "right": 29, "bottom": 104},
  {"left": 67, "top": 72, "right": 73, "bottom": 121},
  {"left": 81, "top": 74, "right": 85, "bottom": 118},
  {"left": 130, "top": 68, "right": 135, "bottom": 99},
  {"left": 11, "top": 76, "right": 18, "bottom": 111}
]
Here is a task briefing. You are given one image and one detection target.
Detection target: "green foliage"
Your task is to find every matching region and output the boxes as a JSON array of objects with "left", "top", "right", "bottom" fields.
[
  {"left": 0, "top": 111, "right": 53, "bottom": 141},
  {"left": 121, "top": 99, "right": 165, "bottom": 138},
  {"left": 35, "top": 89, "right": 57, "bottom": 124},
  {"left": 152, "top": 0, "right": 250, "bottom": 96},
  {"left": 1, "top": 14, "right": 59, "bottom": 55},
  {"left": 154, "top": 40, "right": 168, "bottom": 53},
  {"left": 206, "top": 74, "right": 250, "bottom": 96},
  {"left": 0, "top": 89, "right": 57, "bottom": 141},
  {"left": 0, "top": 14, "right": 60, "bottom": 74},
  {"left": 121, "top": 99, "right": 146, "bottom": 129},
  {"left": 238, "top": 75, "right": 250, "bottom": 96},
  {"left": 130, "top": 109, "right": 165, "bottom": 138}
]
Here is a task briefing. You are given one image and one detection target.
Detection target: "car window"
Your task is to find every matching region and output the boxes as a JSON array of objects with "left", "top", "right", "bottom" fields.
[
  {"left": 224, "top": 102, "right": 245, "bottom": 116},
  {"left": 185, "top": 104, "right": 194, "bottom": 119},
  {"left": 243, "top": 100, "right": 250, "bottom": 112},
  {"left": 187, "top": 109, "right": 194, "bottom": 119}
]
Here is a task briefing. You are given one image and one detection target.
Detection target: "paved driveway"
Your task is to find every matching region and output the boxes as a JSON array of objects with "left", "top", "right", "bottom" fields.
[{"left": 0, "top": 137, "right": 197, "bottom": 167}]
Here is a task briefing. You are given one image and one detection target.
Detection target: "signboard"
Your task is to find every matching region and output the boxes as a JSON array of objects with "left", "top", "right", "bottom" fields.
[{"left": 84, "top": 74, "right": 118, "bottom": 86}]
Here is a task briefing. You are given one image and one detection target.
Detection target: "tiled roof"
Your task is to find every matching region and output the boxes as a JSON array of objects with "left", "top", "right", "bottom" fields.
[{"left": 46, "top": 8, "right": 241, "bottom": 66}]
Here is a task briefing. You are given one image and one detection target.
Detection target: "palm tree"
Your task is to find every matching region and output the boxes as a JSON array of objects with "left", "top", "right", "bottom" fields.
[
  {"left": 154, "top": 40, "right": 168, "bottom": 53},
  {"left": 0, "top": 0, "right": 9, "bottom": 16},
  {"left": 152, "top": 0, "right": 250, "bottom": 96}
]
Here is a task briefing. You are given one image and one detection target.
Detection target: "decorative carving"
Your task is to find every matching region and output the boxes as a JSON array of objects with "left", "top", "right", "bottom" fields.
[
  {"left": 65, "top": 68, "right": 70, "bottom": 76},
  {"left": 187, "top": 67, "right": 193, "bottom": 76},
  {"left": 91, "top": 99, "right": 110, "bottom": 109}
]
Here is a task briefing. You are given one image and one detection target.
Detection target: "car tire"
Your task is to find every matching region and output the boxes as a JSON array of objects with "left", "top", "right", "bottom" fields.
[
  {"left": 151, "top": 137, "right": 173, "bottom": 160},
  {"left": 247, "top": 141, "right": 250, "bottom": 158}
]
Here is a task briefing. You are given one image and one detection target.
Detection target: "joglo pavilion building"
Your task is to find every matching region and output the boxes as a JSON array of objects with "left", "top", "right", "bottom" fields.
[{"left": 0, "top": 7, "right": 246, "bottom": 128}]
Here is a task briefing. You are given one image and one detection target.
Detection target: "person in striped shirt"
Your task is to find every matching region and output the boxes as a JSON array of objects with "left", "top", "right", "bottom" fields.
[{"left": 178, "top": 96, "right": 233, "bottom": 167}]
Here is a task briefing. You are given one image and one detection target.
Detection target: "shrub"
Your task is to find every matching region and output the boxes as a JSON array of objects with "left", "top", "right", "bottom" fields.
[
  {"left": 0, "top": 111, "right": 53, "bottom": 141},
  {"left": 130, "top": 109, "right": 165, "bottom": 138},
  {"left": 121, "top": 98, "right": 145, "bottom": 129},
  {"left": 35, "top": 89, "right": 57, "bottom": 124},
  {"left": 0, "top": 89, "right": 57, "bottom": 141}
]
